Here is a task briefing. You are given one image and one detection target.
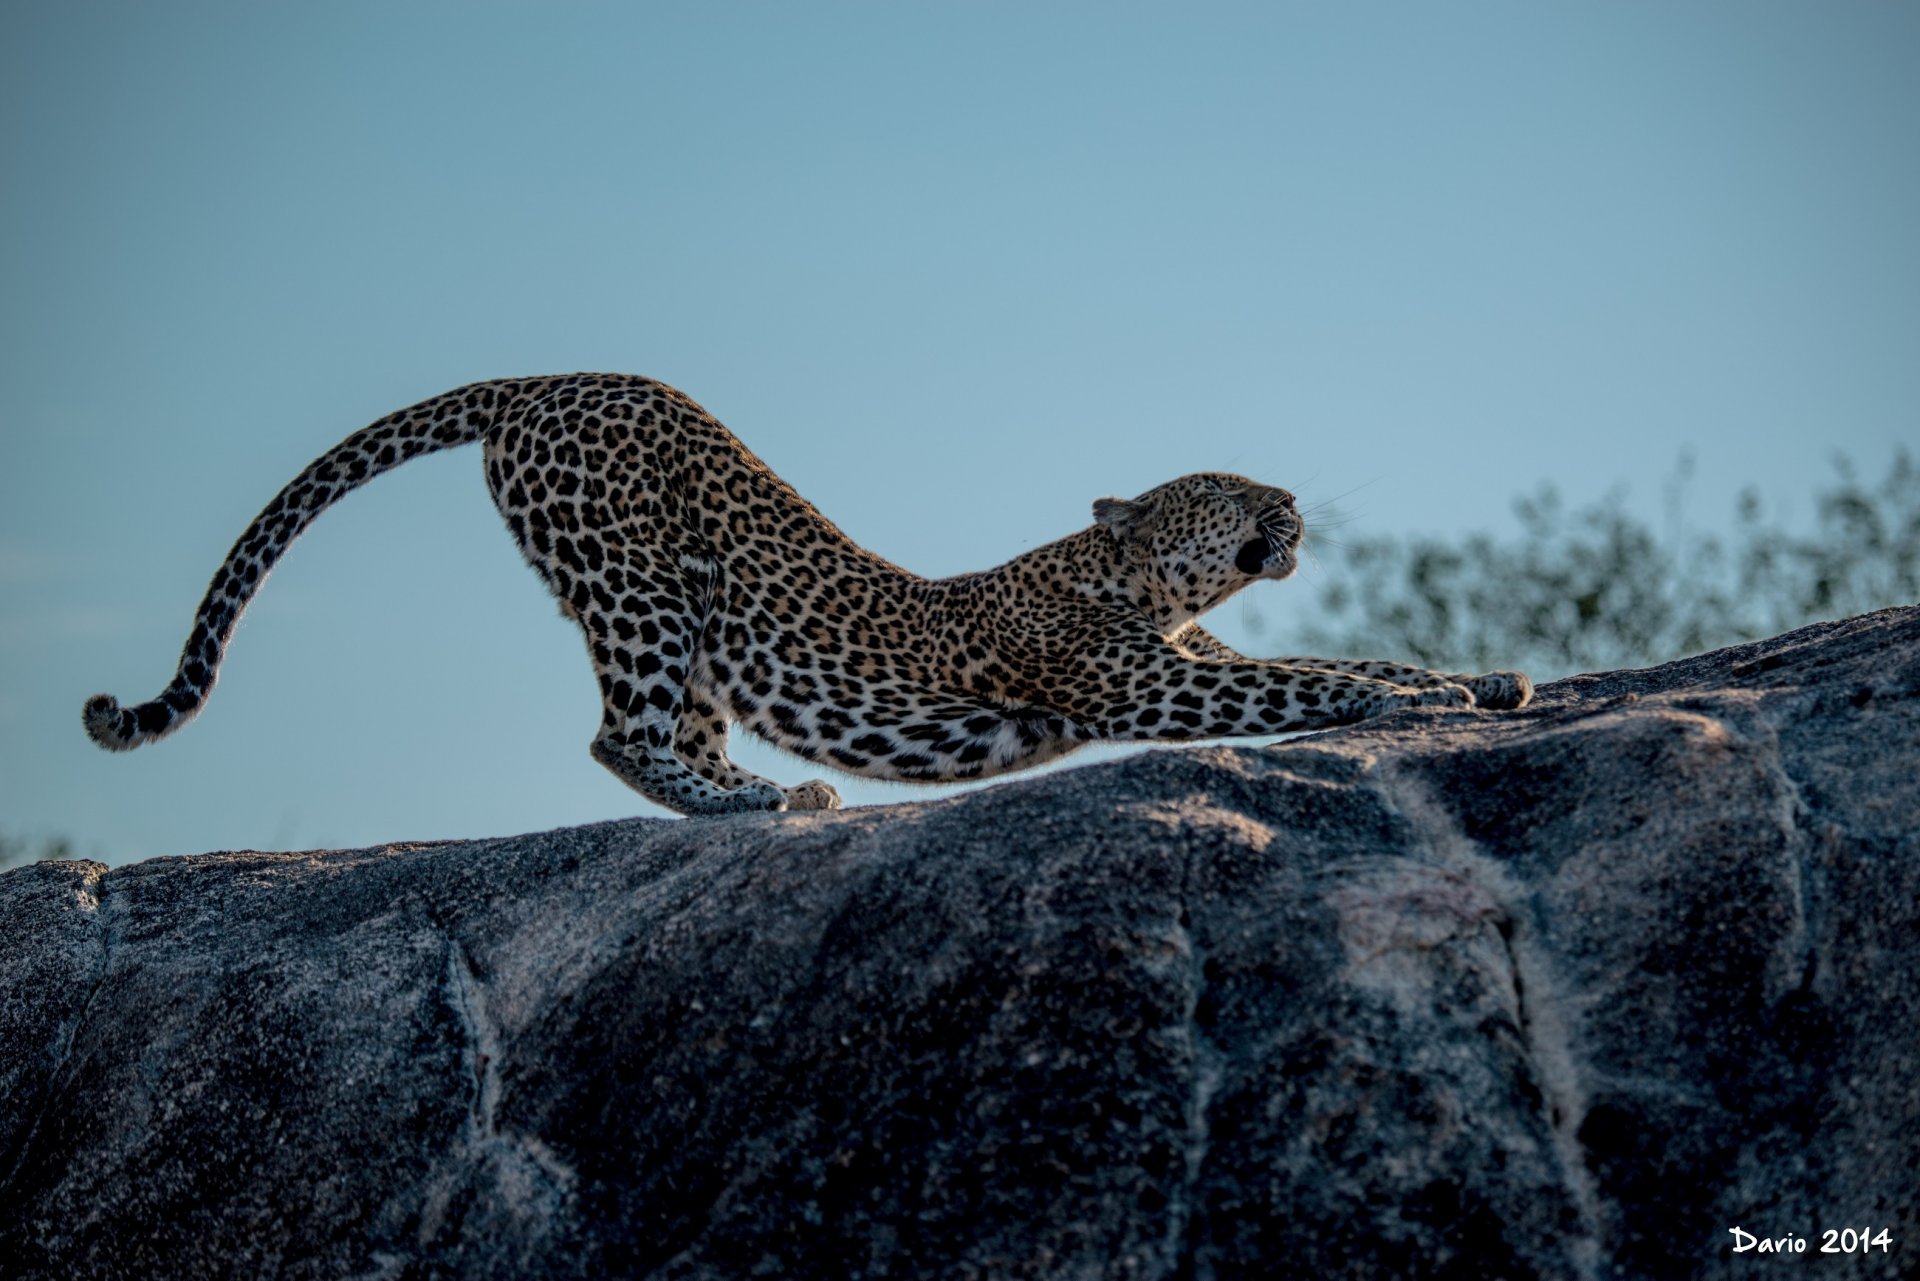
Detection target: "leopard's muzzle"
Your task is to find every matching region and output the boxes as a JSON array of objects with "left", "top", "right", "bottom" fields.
[{"left": 1237, "top": 501, "right": 1303, "bottom": 579}]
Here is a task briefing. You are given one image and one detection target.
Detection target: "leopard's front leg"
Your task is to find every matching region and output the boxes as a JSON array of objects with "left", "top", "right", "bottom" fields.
[
  {"left": 1173, "top": 625, "right": 1532, "bottom": 710},
  {"left": 1064, "top": 634, "right": 1473, "bottom": 743},
  {"left": 1267, "top": 656, "right": 1533, "bottom": 711}
]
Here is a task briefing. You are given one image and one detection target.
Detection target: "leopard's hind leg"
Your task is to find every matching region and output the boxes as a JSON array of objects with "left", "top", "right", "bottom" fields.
[
  {"left": 583, "top": 564, "right": 845, "bottom": 814},
  {"left": 674, "top": 685, "right": 841, "bottom": 811},
  {"left": 485, "top": 404, "right": 822, "bottom": 816},
  {"left": 508, "top": 533, "right": 806, "bottom": 815}
]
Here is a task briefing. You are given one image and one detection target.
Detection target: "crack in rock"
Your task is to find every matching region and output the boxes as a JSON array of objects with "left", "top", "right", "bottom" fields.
[
  {"left": 412, "top": 932, "right": 575, "bottom": 1256},
  {"left": 0, "top": 863, "right": 113, "bottom": 1195},
  {"left": 445, "top": 939, "right": 503, "bottom": 1140},
  {"left": 1365, "top": 766, "right": 1605, "bottom": 1280},
  {"left": 1163, "top": 840, "right": 1224, "bottom": 1281},
  {"left": 1736, "top": 702, "right": 1825, "bottom": 997}
]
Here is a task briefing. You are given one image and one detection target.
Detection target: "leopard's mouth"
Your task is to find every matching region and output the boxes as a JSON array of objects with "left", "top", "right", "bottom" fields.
[{"left": 1238, "top": 515, "right": 1302, "bottom": 579}]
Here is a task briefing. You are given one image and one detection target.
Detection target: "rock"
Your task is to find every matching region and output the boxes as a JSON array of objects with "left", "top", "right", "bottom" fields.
[{"left": 3, "top": 607, "right": 1917, "bottom": 1280}]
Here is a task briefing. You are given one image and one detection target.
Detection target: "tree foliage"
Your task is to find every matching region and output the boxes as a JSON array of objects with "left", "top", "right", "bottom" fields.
[{"left": 1271, "top": 451, "right": 1919, "bottom": 681}]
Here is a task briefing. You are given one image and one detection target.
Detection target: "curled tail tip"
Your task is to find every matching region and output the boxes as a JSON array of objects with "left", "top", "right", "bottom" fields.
[
  {"left": 84, "top": 694, "right": 135, "bottom": 750},
  {"left": 83, "top": 693, "right": 178, "bottom": 751}
]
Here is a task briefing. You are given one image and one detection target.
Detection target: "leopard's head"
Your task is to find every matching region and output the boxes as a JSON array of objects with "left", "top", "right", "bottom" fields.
[{"left": 1093, "top": 473, "right": 1301, "bottom": 620}]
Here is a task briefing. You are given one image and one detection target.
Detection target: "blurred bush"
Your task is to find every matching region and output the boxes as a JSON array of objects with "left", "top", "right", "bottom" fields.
[{"left": 1269, "top": 451, "right": 1918, "bottom": 680}]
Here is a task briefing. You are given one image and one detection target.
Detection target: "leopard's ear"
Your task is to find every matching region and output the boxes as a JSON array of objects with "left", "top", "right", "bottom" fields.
[{"left": 1093, "top": 493, "right": 1158, "bottom": 543}]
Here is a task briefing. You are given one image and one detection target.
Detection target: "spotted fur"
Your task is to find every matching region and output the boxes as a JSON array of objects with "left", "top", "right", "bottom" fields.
[{"left": 83, "top": 373, "right": 1532, "bottom": 816}]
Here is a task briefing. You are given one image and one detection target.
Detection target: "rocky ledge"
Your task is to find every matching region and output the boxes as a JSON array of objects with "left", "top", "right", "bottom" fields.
[{"left": 3, "top": 607, "right": 1917, "bottom": 1280}]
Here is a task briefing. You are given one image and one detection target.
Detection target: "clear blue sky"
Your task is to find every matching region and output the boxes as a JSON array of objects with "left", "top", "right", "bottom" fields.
[{"left": 3, "top": 2, "right": 1915, "bottom": 862}]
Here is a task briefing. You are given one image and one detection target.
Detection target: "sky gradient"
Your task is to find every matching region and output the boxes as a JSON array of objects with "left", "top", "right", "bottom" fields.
[{"left": 3, "top": 2, "right": 1916, "bottom": 861}]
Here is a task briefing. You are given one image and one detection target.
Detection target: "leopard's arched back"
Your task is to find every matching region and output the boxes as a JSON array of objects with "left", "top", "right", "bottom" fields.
[{"left": 86, "top": 372, "right": 1531, "bottom": 815}]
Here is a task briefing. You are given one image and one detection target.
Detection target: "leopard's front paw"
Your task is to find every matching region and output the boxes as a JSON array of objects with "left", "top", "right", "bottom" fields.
[
  {"left": 728, "top": 781, "right": 789, "bottom": 812},
  {"left": 1459, "top": 670, "right": 1532, "bottom": 710},
  {"left": 783, "top": 779, "right": 843, "bottom": 811},
  {"left": 1359, "top": 681, "right": 1474, "bottom": 720},
  {"left": 1407, "top": 681, "right": 1476, "bottom": 709}
]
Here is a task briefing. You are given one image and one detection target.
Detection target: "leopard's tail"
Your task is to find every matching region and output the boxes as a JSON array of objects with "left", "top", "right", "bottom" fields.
[{"left": 83, "top": 377, "right": 528, "bottom": 751}]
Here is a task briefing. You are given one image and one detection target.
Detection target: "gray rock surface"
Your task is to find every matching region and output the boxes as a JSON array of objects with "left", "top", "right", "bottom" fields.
[{"left": 3, "top": 606, "right": 1917, "bottom": 1280}]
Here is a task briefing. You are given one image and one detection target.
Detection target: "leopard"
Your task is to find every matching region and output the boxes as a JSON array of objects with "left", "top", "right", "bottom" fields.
[{"left": 84, "top": 373, "right": 1532, "bottom": 817}]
